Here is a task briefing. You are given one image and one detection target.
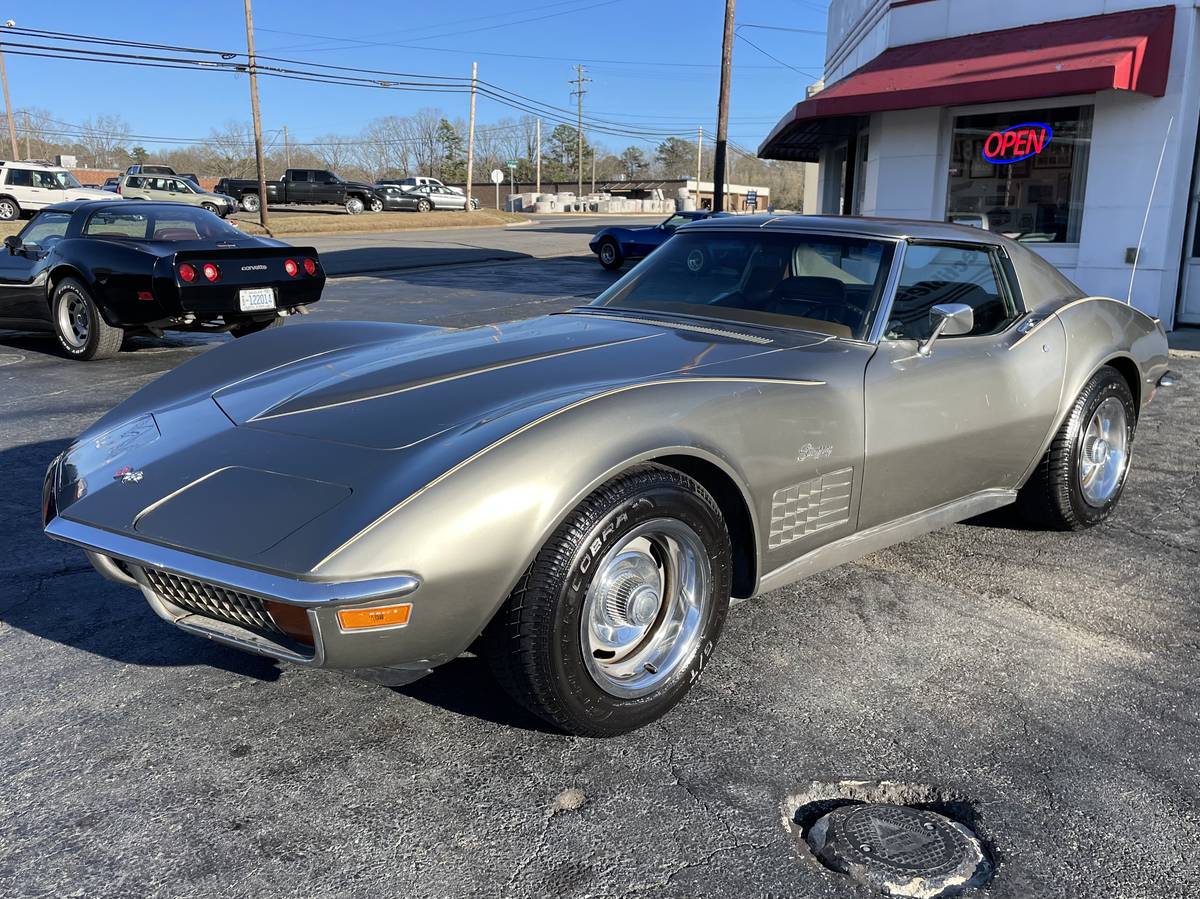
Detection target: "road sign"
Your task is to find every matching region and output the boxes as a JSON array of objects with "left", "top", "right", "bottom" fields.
[
  {"left": 489, "top": 169, "right": 504, "bottom": 185},
  {"left": 506, "top": 160, "right": 518, "bottom": 169},
  {"left": 746, "top": 189, "right": 758, "bottom": 210}
]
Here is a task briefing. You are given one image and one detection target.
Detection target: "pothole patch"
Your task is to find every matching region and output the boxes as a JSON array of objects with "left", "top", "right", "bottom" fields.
[{"left": 782, "top": 780, "right": 994, "bottom": 898}]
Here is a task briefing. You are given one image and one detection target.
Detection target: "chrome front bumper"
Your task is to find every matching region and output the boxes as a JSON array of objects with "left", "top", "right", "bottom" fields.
[{"left": 45, "top": 516, "right": 424, "bottom": 669}]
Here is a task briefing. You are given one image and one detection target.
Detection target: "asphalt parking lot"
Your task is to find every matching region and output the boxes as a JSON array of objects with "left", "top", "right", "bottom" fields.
[{"left": 1, "top": 220, "right": 1198, "bottom": 899}]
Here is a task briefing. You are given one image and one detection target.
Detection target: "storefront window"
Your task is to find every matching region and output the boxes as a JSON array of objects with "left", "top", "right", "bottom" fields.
[{"left": 946, "top": 105, "right": 1093, "bottom": 243}]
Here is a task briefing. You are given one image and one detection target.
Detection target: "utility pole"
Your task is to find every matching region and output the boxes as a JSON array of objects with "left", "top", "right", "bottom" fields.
[
  {"left": 696, "top": 127, "right": 703, "bottom": 206},
  {"left": 712, "top": 0, "right": 736, "bottom": 213},
  {"left": 569, "top": 64, "right": 590, "bottom": 209},
  {"left": 464, "top": 61, "right": 478, "bottom": 213},
  {"left": 535, "top": 117, "right": 541, "bottom": 196},
  {"left": 243, "top": 0, "right": 269, "bottom": 228},
  {"left": 283, "top": 124, "right": 291, "bottom": 169},
  {"left": 591, "top": 146, "right": 596, "bottom": 193},
  {"left": 23, "top": 109, "right": 30, "bottom": 160},
  {"left": 0, "top": 25, "right": 18, "bottom": 161}
]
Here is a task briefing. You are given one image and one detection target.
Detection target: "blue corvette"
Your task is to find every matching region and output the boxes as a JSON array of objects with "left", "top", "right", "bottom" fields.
[{"left": 589, "top": 210, "right": 730, "bottom": 270}]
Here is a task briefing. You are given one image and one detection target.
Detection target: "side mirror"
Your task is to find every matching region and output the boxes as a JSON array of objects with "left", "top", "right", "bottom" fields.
[
  {"left": 918, "top": 303, "right": 974, "bottom": 356},
  {"left": 4, "top": 234, "right": 21, "bottom": 255}
]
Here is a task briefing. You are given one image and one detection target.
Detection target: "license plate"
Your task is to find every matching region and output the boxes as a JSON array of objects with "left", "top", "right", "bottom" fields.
[{"left": 238, "top": 288, "right": 275, "bottom": 312}]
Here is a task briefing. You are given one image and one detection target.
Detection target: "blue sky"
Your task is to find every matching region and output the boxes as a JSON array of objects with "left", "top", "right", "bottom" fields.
[{"left": 7, "top": 0, "right": 828, "bottom": 155}]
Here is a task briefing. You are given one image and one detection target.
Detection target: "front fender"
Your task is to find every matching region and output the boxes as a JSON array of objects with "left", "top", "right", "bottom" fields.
[{"left": 313, "top": 376, "right": 842, "bottom": 666}]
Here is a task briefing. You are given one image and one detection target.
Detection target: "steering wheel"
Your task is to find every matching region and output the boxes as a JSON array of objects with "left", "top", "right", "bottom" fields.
[{"left": 774, "top": 296, "right": 869, "bottom": 325}]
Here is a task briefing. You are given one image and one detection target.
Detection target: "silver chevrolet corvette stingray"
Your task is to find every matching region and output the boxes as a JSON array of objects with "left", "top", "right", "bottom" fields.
[{"left": 44, "top": 215, "right": 1172, "bottom": 735}]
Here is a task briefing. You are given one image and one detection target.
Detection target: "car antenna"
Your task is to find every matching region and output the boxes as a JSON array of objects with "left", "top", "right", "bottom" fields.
[{"left": 1128, "top": 115, "right": 1174, "bottom": 306}]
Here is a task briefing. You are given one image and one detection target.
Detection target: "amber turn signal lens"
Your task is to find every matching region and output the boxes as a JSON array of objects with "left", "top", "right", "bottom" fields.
[{"left": 337, "top": 603, "right": 412, "bottom": 631}]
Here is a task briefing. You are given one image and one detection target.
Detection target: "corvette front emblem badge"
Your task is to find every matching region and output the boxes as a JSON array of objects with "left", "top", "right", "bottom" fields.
[{"left": 113, "top": 466, "right": 143, "bottom": 485}]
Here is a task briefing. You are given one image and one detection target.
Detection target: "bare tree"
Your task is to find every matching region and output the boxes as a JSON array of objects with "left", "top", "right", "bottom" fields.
[
  {"left": 78, "top": 114, "right": 131, "bottom": 169},
  {"left": 203, "top": 121, "right": 256, "bottom": 178}
]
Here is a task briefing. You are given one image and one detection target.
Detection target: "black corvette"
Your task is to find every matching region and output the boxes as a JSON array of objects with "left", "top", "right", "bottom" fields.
[{"left": 0, "top": 200, "right": 325, "bottom": 360}]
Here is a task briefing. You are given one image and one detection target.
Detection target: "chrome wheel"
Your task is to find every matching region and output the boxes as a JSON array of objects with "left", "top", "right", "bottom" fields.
[
  {"left": 0, "top": 199, "right": 17, "bottom": 220},
  {"left": 57, "top": 291, "right": 90, "bottom": 350},
  {"left": 581, "top": 518, "right": 711, "bottom": 699},
  {"left": 369, "top": 198, "right": 384, "bottom": 213},
  {"left": 600, "top": 242, "right": 616, "bottom": 265},
  {"left": 346, "top": 197, "right": 365, "bottom": 215},
  {"left": 1079, "top": 396, "right": 1128, "bottom": 507},
  {"left": 242, "top": 194, "right": 260, "bottom": 212}
]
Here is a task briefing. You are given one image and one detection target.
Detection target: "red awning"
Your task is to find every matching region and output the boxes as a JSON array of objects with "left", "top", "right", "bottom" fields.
[{"left": 759, "top": 6, "right": 1176, "bottom": 161}]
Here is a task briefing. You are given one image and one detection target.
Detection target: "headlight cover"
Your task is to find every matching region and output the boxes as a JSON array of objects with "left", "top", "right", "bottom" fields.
[{"left": 56, "top": 414, "right": 160, "bottom": 513}]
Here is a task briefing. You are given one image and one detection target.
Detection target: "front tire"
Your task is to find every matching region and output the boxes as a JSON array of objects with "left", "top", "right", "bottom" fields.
[
  {"left": 368, "top": 198, "right": 384, "bottom": 213},
  {"left": 1018, "top": 365, "right": 1137, "bottom": 530},
  {"left": 241, "top": 193, "right": 261, "bottom": 213},
  {"left": 597, "top": 238, "right": 623, "bottom": 270},
  {"left": 201, "top": 202, "right": 219, "bottom": 215},
  {"left": 51, "top": 278, "right": 123, "bottom": 361},
  {"left": 345, "top": 196, "right": 365, "bottom": 215},
  {"left": 416, "top": 199, "right": 432, "bottom": 213},
  {"left": 484, "top": 464, "right": 732, "bottom": 736},
  {"left": 0, "top": 196, "right": 20, "bottom": 220}
]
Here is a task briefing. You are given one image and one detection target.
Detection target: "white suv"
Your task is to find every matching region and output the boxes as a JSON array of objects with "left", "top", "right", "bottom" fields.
[{"left": 0, "top": 161, "right": 115, "bottom": 220}]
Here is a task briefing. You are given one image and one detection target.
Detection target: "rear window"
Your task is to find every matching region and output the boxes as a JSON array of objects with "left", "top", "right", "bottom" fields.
[{"left": 84, "top": 207, "right": 243, "bottom": 241}]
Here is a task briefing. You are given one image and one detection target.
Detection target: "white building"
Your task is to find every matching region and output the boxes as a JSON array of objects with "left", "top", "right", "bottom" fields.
[{"left": 759, "top": 1, "right": 1200, "bottom": 329}]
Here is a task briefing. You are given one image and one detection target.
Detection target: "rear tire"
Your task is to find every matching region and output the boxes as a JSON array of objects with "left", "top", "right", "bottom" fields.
[
  {"left": 1017, "top": 365, "right": 1137, "bottom": 530},
  {"left": 597, "top": 238, "right": 623, "bottom": 270},
  {"left": 0, "top": 197, "right": 21, "bottom": 221},
  {"left": 51, "top": 278, "right": 123, "bottom": 361},
  {"left": 483, "top": 464, "right": 732, "bottom": 736},
  {"left": 230, "top": 316, "right": 284, "bottom": 338},
  {"left": 241, "top": 194, "right": 261, "bottom": 213}
]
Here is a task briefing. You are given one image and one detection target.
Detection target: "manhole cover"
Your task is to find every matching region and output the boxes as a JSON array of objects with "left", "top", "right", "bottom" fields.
[{"left": 807, "top": 803, "right": 991, "bottom": 897}]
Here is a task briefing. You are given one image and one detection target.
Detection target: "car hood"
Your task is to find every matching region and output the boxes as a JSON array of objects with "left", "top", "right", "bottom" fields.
[
  {"left": 56, "top": 313, "right": 829, "bottom": 572},
  {"left": 211, "top": 312, "right": 805, "bottom": 450},
  {"left": 343, "top": 181, "right": 381, "bottom": 193},
  {"left": 66, "top": 187, "right": 119, "bottom": 201}
]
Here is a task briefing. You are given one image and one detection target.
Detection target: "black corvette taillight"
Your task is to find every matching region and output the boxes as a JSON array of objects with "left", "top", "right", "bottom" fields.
[
  {"left": 178, "top": 262, "right": 196, "bottom": 282},
  {"left": 303, "top": 257, "right": 318, "bottom": 276},
  {"left": 202, "top": 263, "right": 221, "bottom": 282},
  {"left": 283, "top": 258, "right": 299, "bottom": 277}
]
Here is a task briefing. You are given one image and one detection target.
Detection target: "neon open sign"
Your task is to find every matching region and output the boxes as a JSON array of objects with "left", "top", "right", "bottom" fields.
[{"left": 982, "top": 122, "right": 1054, "bottom": 165}]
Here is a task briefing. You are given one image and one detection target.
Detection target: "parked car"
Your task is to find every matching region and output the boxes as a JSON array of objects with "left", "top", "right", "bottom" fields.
[
  {"left": 376, "top": 183, "right": 479, "bottom": 212},
  {"left": 41, "top": 215, "right": 1171, "bottom": 735},
  {"left": 117, "top": 174, "right": 238, "bottom": 217},
  {"left": 378, "top": 175, "right": 465, "bottom": 196},
  {"left": 0, "top": 160, "right": 115, "bottom": 221},
  {"left": 124, "top": 164, "right": 200, "bottom": 186},
  {"left": 0, "top": 200, "right": 324, "bottom": 359},
  {"left": 589, "top": 210, "right": 731, "bottom": 270},
  {"left": 215, "top": 169, "right": 384, "bottom": 215},
  {"left": 101, "top": 177, "right": 120, "bottom": 192}
]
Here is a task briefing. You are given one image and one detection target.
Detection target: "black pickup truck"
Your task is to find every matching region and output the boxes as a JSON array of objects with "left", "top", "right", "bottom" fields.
[{"left": 214, "top": 169, "right": 383, "bottom": 215}]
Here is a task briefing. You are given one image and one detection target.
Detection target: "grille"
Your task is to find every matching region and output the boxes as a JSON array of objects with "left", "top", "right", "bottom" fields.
[{"left": 142, "top": 568, "right": 282, "bottom": 635}]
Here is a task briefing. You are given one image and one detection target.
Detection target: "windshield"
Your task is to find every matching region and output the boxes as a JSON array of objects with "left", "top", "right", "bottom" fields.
[
  {"left": 83, "top": 206, "right": 245, "bottom": 241},
  {"left": 50, "top": 171, "right": 83, "bottom": 189},
  {"left": 591, "top": 230, "right": 895, "bottom": 340}
]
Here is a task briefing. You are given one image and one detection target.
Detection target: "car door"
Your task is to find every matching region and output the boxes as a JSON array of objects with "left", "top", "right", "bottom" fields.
[
  {"left": 32, "top": 170, "right": 67, "bottom": 207},
  {"left": 288, "top": 169, "right": 314, "bottom": 204},
  {"left": 0, "top": 211, "right": 68, "bottom": 323},
  {"left": 3, "top": 166, "right": 39, "bottom": 210},
  {"left": 858, "top": 240, "right": 1066, "bottom": 529}
]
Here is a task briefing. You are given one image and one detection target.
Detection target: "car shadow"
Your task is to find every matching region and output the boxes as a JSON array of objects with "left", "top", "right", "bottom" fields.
[
  {"left": 963, "top": 504, "right": 1043, "bottom": 531},
  {"left": 394, "top": 655, "right": 558, "bottom": 734},
  {"left": 0, "top": 328, "right": 218, "bottom": 359},
  {"left": 0, "top": 437, "right": 281, "bottom": 681},
  {"left": 313, "top": 246, "right": 533, "bottom": 277}
]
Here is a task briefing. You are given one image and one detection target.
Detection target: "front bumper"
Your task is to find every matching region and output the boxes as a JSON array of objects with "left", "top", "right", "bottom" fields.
[{"left": 45, "top": 516, "right": 428, "bottom": 671}]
